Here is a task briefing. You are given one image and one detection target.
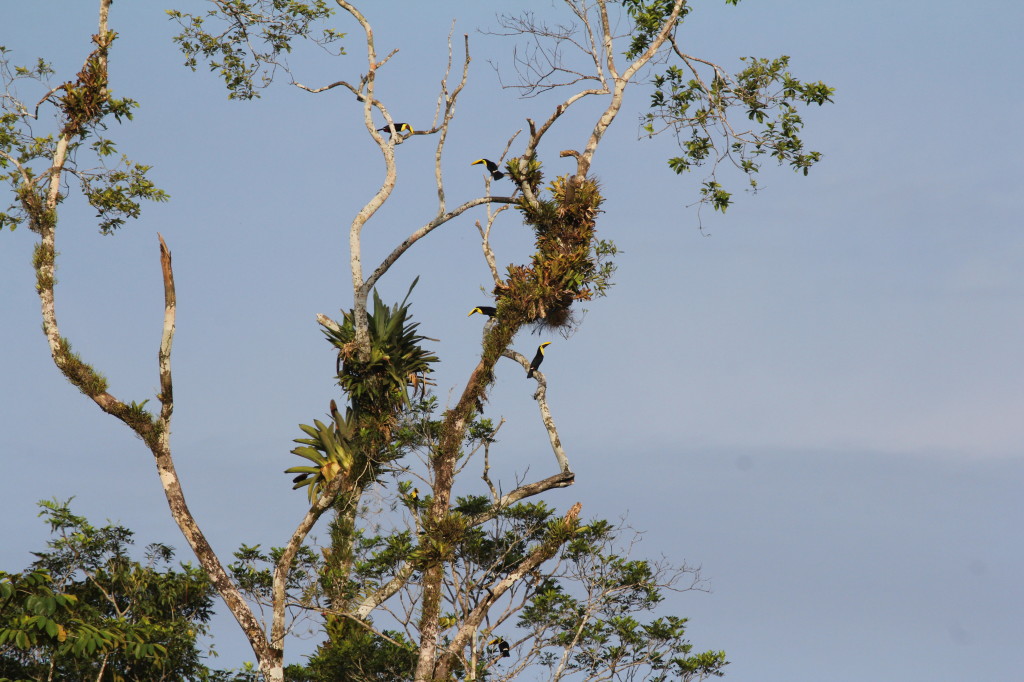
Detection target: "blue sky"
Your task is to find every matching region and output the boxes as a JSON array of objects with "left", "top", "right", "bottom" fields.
[{"left": 2, "top": 1, "right": 1023, "bottom": 680}]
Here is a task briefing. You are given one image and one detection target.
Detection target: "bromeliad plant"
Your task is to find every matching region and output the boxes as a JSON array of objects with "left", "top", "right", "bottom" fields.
[
  {"left": 287, "top": 281, "right": 438, "bottom": 502},
  {"left": 324, "top": 280, "right": 438, "bottom": 431},
  {"left": 286, "top": 400, "right": 358, "bottom": 503}
]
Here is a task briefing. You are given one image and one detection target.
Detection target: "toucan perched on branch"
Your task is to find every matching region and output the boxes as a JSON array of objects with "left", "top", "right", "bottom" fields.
[
  {"left": 377, "top": 122, "right": 413, "bottom": 136},
  {"left": 471, "top": 158, "right": 505, "bottom": 180},
  {"left": 488, "top": 637, "right": 510, "bottom": 657},
  {"left": 527, "top": 342, "right": 552, "bottom": 378},
  {"left": 468, "top": 306, "right": 497, "bottom": 318}
]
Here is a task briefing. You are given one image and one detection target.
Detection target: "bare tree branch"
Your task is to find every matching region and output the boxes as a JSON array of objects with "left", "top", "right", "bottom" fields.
[
  {"left": 364, "top": 196, "right": 515, "bottom": 294},
  {"left": 334, "top": 0, "right": 397, "bottom": 355},
  {"left": 573, "top": 0, "right": 686, "bottom": 180},
  {"left": 503, "top": 350, "right": 572, "bottom": 474},
  {"left": 157, "top": 234, "right": 175, "bottom": 425}
]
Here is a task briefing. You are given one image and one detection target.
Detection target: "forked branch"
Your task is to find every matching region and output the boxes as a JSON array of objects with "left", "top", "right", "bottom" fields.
[{"left": 503, "top": 349, "right": 572, "bottom": 474}]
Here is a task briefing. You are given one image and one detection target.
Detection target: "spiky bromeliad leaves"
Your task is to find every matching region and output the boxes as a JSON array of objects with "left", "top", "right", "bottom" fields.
[
  {"left": 323, "top": 280, "right": 438, "bottom": 426},
  {"left": 286, "top": 402, "right": 359, "bottom": 502},
  {"left": 287, "top": 283, "right": 438, "bottom": 501}
]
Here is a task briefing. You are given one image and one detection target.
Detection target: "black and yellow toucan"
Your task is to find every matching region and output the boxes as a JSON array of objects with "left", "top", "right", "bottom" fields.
[
  {"left": 408, "top": 488, "right": 419, "bottom": 502},
  {"left": 377, "top": 122, "right": 414, "bottom": 136},
  {"left": 468, "top": 306, "right": 497, "bottom": 318},
  {"left": 471, "top": 158, "right": 505, "bottom": 180},
  {"left": 488, "top": 637, "right": 510, "bottom": 657},
  {"left": 527, "top": 342, "right": 552, "bottom": 378}
]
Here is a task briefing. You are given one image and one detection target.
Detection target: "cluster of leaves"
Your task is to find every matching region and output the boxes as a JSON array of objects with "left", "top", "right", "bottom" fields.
[
  {"left": 520, "top": 522, "right": 729, "bottom": 681},
  {"left": 302, "top": 498, "right": 723, "bottom": 681},
  {"left": 80, "top": 153, "right": 167, "bottom": 235},
  {"left": 302, "top": 498, "right": 570, "bottom": 680},
  {"left": 247, "top": 410, "right": 578, "bottom": 680},
  {"left": 451, "top": 498, "right": 558, "bottom": 574},
  {"left": 229, "top": 544, "right": 321, "bottom": 605},
  {"left": 0, "top": 570, "right": 80, "bottom": 658},
  {"left": 215, "top": 527, "right": 422, "bottom": 680},
  {"left": 301, "top": 615, "right": 417, "bottom": 682},
  {"left": 618, "top": 0, "right": 834, "bottom": 214},
  {"left": 0, "top": 40, "right": 167, "bottom": 234},
  {"left": 2, "top": 498, "right": 718, "bottom": 681},
  {"left": 57, "top": 29, "right": 119, "bottom": 137},
  {"left": 622, "top": 0, "right": 741, "bottom": 63},
  {"left": 219, "top": 524, "right": 423, "bottom": 681},
  {"left": 501, "top": 168, "right": 613, "bottom": 330},
  {"left": 622, "top": 0, "right": 695, "bottom": 60},
  {"left": 0, "top": 500, "right": 251, "bottom": 681},
  {"left": 645, "top": 56, "right": 833, "bottom": 213},
  {"left": 168, "top": 0, "right": 345, "bottom": 100}
]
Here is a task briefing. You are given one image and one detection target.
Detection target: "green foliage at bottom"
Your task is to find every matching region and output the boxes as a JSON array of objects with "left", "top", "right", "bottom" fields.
[
  {"left": 0, "top": 499, "right": 251, "bottom": 682},
  {"left": 291, "top": 616, "right": 417, "bottom": 682}
]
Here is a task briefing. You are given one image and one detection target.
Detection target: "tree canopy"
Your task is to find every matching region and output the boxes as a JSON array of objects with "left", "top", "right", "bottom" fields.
[{"left": 0, "top": 499, "right": 255, "bottom": 682}]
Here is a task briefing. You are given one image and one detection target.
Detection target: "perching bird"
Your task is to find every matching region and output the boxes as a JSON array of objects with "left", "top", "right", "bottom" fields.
[
  {"left": 471, "top": 158, "right": 505, "bottom": 180},
  {"left": 468, "top": 306, "right": 497, "bottom": 318},
  {"left": 488, "top": 637, "right": 510, "bottom": 657},
  {"left": 527, "top": 342, "right": 552, "bottom": 378},
  {"left": 408, "top": 488, "right": 419, "bottom": 502},
  {"left": 377, "top": 122, "right": 414, "bottom": 136}
]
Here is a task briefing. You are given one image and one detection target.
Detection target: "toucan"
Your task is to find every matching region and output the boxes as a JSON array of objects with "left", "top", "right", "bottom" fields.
[
  {"left": 377, "top": 122, "right": 414, "bottom": 136},
  {"left": 527, "top": 342, "right": 552, "bottom": 378},
  {"left": 488, "top": 637, "right": 510, "bottom": 657},
  {"left": 468, "top": 306, "right": 497, "bottom": 318},
  {"left": 471, "top": 158, "right": 505, "bottom": 180},
  {"left": 408, "top": 488, "right": 419, "bottom": 502}
]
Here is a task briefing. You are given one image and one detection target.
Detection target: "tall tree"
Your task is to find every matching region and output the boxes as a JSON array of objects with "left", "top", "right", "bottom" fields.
[{"left": 1, "top": 1, "right": 831, "bottom": 680}]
